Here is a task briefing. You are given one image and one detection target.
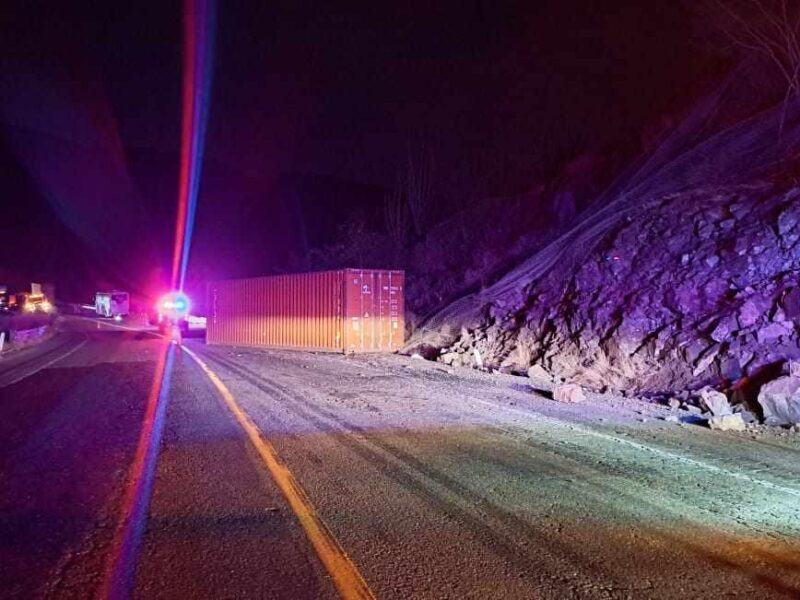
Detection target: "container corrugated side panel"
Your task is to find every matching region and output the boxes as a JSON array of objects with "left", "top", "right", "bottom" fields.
[
  {"left": 245, "top": 277, "right": 251, "bottom": 344},
  {"left": 207, "top": 270, "right": 349, "bottom": 352}
]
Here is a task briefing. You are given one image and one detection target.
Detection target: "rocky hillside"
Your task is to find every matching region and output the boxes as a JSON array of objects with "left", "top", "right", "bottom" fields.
[
  {"left": 409, "top": 94, "right": 800, "bottom": 401},
  {"left": 431, "top": 183, "right": 800, "bottom": 392}
]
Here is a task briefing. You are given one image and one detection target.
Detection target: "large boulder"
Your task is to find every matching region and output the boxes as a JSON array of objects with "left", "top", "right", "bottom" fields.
[
  {"left": 757, "top": 376, "right": 800, "bottom": 425},
  {"left": 699, "top": 388, "right": 731, "bottom": 416},
  {"left": 552, "top": 383, "right": 587, "bottom": 403},
  {"left": 527, "top": 363, "right": 553, "bottom": 381}
]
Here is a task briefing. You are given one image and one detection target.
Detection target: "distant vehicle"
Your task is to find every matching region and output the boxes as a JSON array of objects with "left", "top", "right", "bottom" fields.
[
  {"left": 0, "top": 286, "right": 8, "bottom": 311},
  {"left": 20, "top": 292, "right": 53, "bottom": 313},
  {"left": 95, "top": 291, "right": 130, "bottom": 318},
  {"left": 152, "top": 291, "right": 190, "bottom": 337}
]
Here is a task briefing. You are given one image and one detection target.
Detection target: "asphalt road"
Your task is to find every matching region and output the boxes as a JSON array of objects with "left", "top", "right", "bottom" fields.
[{"left": 1, "top": 316, "right": 799, "bottom": 599}]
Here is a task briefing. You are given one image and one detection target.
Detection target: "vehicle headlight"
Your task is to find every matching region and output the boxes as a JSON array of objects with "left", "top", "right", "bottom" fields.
[
  {"left": 40, "top": 301, "right": 52, "bottom": 313},
  {"left": 24, "top": 303, "right": 35, "bottom": 312}
]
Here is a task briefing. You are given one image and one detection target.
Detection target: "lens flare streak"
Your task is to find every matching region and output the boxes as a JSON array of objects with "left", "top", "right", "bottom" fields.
[
  {"left": 103, "top": 3, "right": 213, "bottom": 596},
  {"left": 100, "top": 343, "right": 175, "bottom": 598},
  {"left": 171, "top": 0, "right": 215, "bottom": 291}
]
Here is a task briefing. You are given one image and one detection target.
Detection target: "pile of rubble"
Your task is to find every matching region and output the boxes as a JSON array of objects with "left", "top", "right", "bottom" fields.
[
  {"left": 416, "top": 183, "right": 800, "bottom": 430},
  {"left": 667, "top": 375, "right": 800, "bottom": 431},
  {"left": 527, "top": 359, "right": 800, "bottom": 431}
]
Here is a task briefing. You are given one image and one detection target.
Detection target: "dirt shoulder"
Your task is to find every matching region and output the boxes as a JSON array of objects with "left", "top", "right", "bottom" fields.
[{"left": 191, "top": 342, "right": 800, "bottom": 599}]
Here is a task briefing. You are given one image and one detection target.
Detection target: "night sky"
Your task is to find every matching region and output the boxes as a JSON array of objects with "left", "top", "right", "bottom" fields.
[{"left": 0, "top": 1, "right": 708, "bottom": 302}]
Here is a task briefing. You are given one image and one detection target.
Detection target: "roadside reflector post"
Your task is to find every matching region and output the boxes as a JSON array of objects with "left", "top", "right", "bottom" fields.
[{"left": 0, "top": 331, "right": 5, "bottom": 353}]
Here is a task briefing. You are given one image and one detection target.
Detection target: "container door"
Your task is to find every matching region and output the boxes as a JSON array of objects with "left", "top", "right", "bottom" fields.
[
  {"left": 344, "top": 271, "right": 372, "bottom": 352},
  {"left": 376, "top": 271, "right": 404, "bottom": 351},
  {"left": 343, "top": 270, "right": 404, "bottom": 353}
]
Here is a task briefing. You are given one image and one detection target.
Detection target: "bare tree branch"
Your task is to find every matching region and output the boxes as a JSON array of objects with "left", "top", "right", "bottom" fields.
[
  {"left": 404, "top": 144, "right": 434, "bottom": 238},
  {"left": 383, "top": 177, "right": 409, "bottom": 262},
  {"left": 708, "top": 0, "right": 800, "bottom": 97}
]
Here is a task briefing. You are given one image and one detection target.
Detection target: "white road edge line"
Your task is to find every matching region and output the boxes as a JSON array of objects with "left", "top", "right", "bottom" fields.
[
  {"left": 69, "top": 315, "right": 155, "bottom": 334},
  {"left": 472, "top": 397, "right": 800, "bottom": 500},
  {"left": 2, "top": 337, "right": 88, "bottom": 387}
]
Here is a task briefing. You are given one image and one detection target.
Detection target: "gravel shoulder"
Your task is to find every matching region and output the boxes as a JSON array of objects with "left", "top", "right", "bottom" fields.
[{"left": 193, "top": 342, "right": 800, "bottom": 599}]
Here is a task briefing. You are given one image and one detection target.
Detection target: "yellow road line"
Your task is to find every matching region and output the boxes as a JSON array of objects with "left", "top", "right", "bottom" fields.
[{"left": 180, "top": 345, "right": 375, "bottom": 600}]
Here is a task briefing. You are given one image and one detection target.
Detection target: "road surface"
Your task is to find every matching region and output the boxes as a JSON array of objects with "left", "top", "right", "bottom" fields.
[{"left": 1, "top": 316, "right": 799, "bottom": 599}]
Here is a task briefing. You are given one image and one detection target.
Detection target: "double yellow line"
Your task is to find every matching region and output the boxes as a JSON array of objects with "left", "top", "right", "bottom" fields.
[{"left": 180, "top": 345, "right": 375, "bottom": 600}]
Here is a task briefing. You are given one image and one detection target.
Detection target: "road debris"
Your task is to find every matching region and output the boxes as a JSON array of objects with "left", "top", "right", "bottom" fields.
[
  {"left": 552, "top": 383, "right": 586, "bottom": 403},
  {"left": 699, "top": 387, "right": 731, "bottom": 416},
  {"left": 757, "top": 375, "right": 800, "bottom": 425},
  {"left": 527, "top": 364, "right": 552, "bottom": 381},
  {"left": 708, "top": 413, "right": 746, "bottom": 432}
]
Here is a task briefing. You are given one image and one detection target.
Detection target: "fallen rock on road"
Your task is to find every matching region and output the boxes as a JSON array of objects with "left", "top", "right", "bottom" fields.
[
  {"left": 527, "top": 363, "right": 552, "bottom": 381},
  {"left": 708, "top": 413, "right": 746, "bottom": 432},
  {"left": 552, "top": 383, "right": 587, "bottom": 403},
  {"left": 758, "top": 375, "right": 800, "bottom": 426},
  {"left": 699, "top": 387, "right": 732, "bottom": 417}
]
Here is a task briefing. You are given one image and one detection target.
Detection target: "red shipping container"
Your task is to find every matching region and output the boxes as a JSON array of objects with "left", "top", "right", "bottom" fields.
[{"left": 207, "top": 269, "right": 404, "bottom": 353}]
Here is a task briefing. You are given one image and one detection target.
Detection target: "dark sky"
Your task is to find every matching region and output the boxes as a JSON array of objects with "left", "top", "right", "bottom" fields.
[{"left": 0, "top": 1, "right": 706, "bottom": 300}]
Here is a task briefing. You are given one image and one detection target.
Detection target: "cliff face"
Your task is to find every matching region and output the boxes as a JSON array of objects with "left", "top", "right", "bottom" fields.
[
  {"left": 430, "top": 184, "right": 800, "bottom": 394},
  {"left": 410, "top": 96, "right": 800, "bottom": 397}
]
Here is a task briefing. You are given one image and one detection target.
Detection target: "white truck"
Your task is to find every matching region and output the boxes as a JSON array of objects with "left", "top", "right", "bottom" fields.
[{"left": 95, "top": 291, "right": 130, "bottom": 318}]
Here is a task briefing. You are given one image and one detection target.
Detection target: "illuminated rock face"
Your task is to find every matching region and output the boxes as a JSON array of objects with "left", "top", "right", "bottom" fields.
[{"left": 433, "top": 185, "right": 800, "bottom": 395}]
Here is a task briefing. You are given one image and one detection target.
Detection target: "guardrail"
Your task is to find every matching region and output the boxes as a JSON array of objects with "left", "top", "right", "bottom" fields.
[
  {"left": 0, "top": 313, "right": 55, "bottom": 354},
  {"left": 11, "top": 325, "right": 49, "bottom": 343}
]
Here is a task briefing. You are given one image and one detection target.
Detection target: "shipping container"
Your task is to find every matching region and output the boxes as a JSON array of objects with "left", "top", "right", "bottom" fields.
[{"left": 207, "top": 269, "right": 404, "bottom": 353}]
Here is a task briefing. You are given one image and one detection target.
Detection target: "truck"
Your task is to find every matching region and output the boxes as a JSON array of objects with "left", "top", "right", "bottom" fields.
[
  {"left": 95, "top": 291, "right": 130, "bottom": 318},
  {"left": 149, "top": 291, "right": 190, "bottom": 336},
  {"left": 20, "top": 291, "right": 53, "bottom": 313}
]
